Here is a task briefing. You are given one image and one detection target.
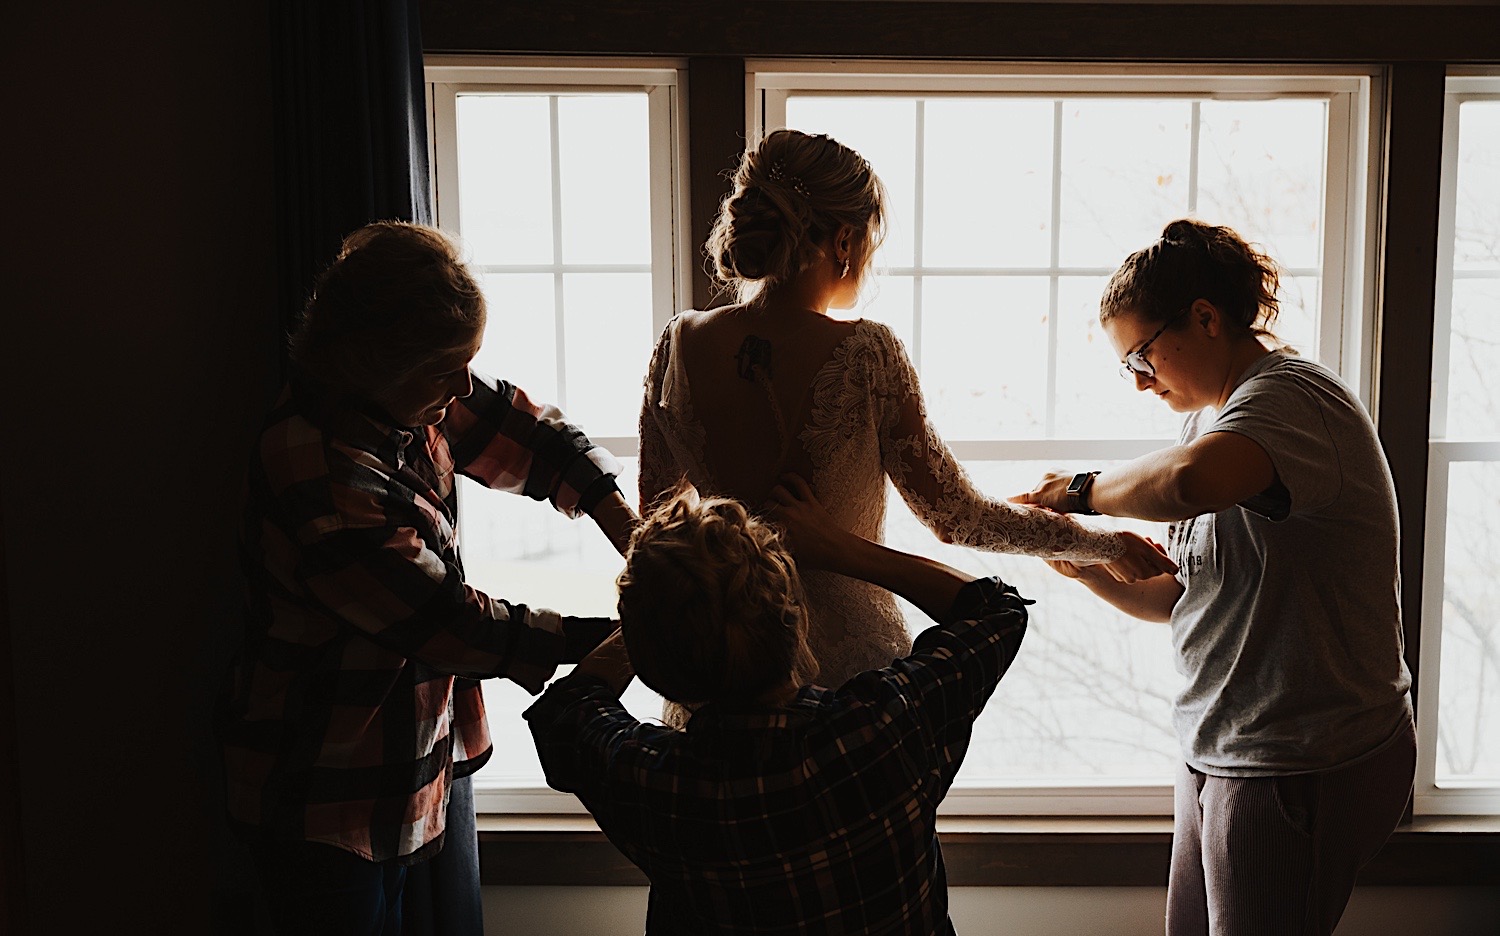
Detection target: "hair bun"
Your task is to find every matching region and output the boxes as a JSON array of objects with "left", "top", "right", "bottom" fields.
[
  {"left": 705, "top": 128, "right": 886, "bottom": 300},
  {"left": 1161, "top": 218, "right": 1204, "bottom": 248},
  {"left": 1105, "top": 217, "right": 1283, "bottom": 344}
]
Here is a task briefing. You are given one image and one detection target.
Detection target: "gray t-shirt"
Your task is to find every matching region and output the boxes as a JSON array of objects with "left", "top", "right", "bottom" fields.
[{"left": 1167, "top": 351, "right": 1413, "bottom": 776}]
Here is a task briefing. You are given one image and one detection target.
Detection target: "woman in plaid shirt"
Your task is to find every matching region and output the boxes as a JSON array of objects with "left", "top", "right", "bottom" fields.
[{"left": 221, "top": 222, "right": 635, "bottom": 934}]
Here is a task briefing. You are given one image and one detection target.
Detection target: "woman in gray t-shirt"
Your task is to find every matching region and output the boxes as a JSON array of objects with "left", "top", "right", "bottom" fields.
[{"left": 1014, "top": 218, "right": 1414, "bottom": 936}]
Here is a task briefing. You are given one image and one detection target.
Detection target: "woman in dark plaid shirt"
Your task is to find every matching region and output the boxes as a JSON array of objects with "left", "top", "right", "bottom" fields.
[
  {"left": 527, "top": 476, "right": 1032, "bottom": 935},
  {"left": 222, "top": 222, "right": 635, "bottom": 934}
]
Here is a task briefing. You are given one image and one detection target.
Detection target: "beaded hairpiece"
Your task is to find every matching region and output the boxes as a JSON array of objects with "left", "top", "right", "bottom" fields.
[{"left": 767, "top": 160, "right": 811, "bottom": 198}]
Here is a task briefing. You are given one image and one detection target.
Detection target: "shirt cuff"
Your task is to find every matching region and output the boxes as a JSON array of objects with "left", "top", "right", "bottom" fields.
[
  {"left": 561, "top": 616, "right": 617, "bottom": 663},
  {"left": 942, "top": 577, "right": 1034, "bottom": 626},
  {"left": 578, "top": 473, "right": 623, "bottom": 516}
]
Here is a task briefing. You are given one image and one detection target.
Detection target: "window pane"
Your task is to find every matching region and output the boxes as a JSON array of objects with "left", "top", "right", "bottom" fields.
[
  {"left": 558, "top": 94, "right": 652, "bottom": 264},
  {"left": 1054, "top": 276, "right": 1179, "bottom": 440},
  {"left": 561, "top": 272, "right": 654, "bottom": 436},
  {"left": 921, "top": 276, "right": 1051, "bottom": 439},
  {"left": 785, "top": 96, "right": 919, "bottom": 267},
  {"left": 474, "top": 273, "right": 558, "bottom": 404},
  {"left": 1275, "top": 274, "right": 1321, "bottom": 359},
  {"left": 1444, "top": 102, "right": 1500, "bottom": 439},
  {"left": 883, "top": 461, "right": 1180, "bottom": 780},
  {"left": 924, "top": 99, "right": 1054, "bottom": 268},
  {"left": 1436, "top": 461, "right": 1500, "bottom": 785},
  {"left": 849, "top": 274, "right": 916, "bottom": 351},
  {"left": 1446, "top": 278, "right": 1500, "bottom": 439},
  {"left": 1197, "top": 100, "right": 1327, "bottom": 271},
  {"left": 1454, "top": 101, "right": 1500, "bottom": 271},
  {"left": 1059, "top": 100, "right": 1193, "bottom": 267},
  {"left": 465, "top": 460, "right": 652, "bottom": 786},
  {"left": 456, "top": 95, "right": 554, "bottom": 265}
]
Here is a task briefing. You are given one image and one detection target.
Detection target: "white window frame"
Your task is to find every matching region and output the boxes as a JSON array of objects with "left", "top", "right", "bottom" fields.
[
  {"left": 426, "top": 55, "right": 692, "bottom": 463},
  {"left": 751, "top": 61, "right": 1383, "bottom": 816},
  {"left": 426, "top": 57, "right": 689, "bottom": 814},
  {"left": 425, "top": 58, "right": 1390, "bottom": 817},
  {"left": 1415, "top": 71, "right": 1500, "bottom": 817}
]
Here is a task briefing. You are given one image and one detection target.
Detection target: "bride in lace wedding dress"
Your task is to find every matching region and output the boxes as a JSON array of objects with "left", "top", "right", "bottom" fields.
[{"left": 639, "top": 129, "right": 1174, "bottom": 694}]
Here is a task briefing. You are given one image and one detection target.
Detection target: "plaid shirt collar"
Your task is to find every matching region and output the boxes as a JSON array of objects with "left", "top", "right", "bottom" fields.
[
  {"left": 287, "top": 368, "right": 417, "bottom": 470},
  {"left": 682, "top": 688, "right": 826, "bottom": 734}
]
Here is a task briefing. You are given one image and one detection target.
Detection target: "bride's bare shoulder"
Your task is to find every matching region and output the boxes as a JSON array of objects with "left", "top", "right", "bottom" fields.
[
  {"left": 675, "top": 305, "right": 740, "bottom": 336},
  {"left": 676, "top": 306, "right": 872, "bottom": 353}
]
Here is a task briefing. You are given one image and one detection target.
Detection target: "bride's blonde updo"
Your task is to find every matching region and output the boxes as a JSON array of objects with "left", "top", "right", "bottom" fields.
[{"left": 706, "top": 129, "right": 887, "bottom": 301}]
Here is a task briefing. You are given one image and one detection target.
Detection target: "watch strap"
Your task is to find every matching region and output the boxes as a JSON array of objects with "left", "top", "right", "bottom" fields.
[{"left": 1066, "top": 471, "right": 1101, "bottom": 515}]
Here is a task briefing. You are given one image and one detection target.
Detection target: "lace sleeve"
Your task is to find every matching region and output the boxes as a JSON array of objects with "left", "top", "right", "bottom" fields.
[
  {"left": 868, "top": 325, "right": 1125, "bottom": 564},
  {"left": 638, "top": 320, "right": 687, "bottom": 513}
]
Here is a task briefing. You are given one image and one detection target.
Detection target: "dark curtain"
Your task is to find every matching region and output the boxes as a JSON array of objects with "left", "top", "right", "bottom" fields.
[
  {"left": 269, "top": 2, "right": 482, "bottom": 934},
  {"left": 272, "top": 0, "right": 433, "bottom": 356}
]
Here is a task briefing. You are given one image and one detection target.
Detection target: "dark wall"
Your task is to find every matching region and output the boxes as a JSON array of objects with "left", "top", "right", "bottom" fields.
[{"left": 4, "top": 2, "right": 278, "bottom": 932}]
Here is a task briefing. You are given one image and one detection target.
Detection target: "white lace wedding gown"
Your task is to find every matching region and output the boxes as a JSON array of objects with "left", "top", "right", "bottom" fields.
[{"left": 639, "top": 315, "right": 1125, "bottom": 689}]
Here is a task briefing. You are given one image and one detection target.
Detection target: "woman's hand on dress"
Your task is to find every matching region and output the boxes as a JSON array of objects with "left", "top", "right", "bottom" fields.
[
  {"left": 1098, "top": 532, "right": 1177, "bottom": 583},
  {"left": 1009, "top": 470, "right": 1074, "bottom": 513},
  {"left": 766, "top": 473, "right": 851, "bottom": 571}
]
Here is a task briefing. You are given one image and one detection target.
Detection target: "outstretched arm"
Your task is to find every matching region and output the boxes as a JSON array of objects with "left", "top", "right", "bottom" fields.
[
  {"left": 866, "top": 326, "right": 1173, "bottom": 578},
  {"left": 772, "top": 473, "right": 1031, "bottom": 765},
  {"left": 444, "top": 371, "right": 623, "bottom": 519},
  {"left": 1046, "top": 558, "right": 1184, "bottom": 623},
  {"left": 1013, "top": 431, "right": 1276, "bottom": 522},
  {"left": 590, "top": 491, "right": 638, "bottom": 557},
  {"left": 769, "top": 474, "right": 972, "bottom": 621},
  {"left": 573, "top": 626, "right": 634, "bottom": 696}
]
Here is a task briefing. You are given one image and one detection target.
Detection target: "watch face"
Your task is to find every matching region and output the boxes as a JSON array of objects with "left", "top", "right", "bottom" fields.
[{"left": 1066, "top": 473, "right": 1091, "bottom": 496}]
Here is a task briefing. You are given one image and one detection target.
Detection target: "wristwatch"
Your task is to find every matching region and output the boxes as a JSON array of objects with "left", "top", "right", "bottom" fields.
[{"left": 1065, "top": 471, "right": 1101, "bottom": 515}]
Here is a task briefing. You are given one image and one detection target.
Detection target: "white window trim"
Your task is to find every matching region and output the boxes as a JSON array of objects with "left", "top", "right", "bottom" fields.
[
  {"left": 1415, "top": 73, "right": 1500, "bottom": 817},
  {"left": 426, "top": 55, "right": 691, "bottom": 441}
]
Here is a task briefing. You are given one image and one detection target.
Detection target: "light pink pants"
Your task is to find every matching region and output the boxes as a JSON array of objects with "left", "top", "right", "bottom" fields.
[{"left": 1166, "top": 720, "right": 1416, "bottom": 936}]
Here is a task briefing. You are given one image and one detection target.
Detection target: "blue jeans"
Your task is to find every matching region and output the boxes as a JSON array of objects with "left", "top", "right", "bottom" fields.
[
  {"left": 253, "top": 776, "right": 482, "bottom": 936},
  {"left": 404, "top": 774, "right": 484, "bottom": 936},
  {"left": 254, "top": 839, "right": 407, "bottom": 936}
]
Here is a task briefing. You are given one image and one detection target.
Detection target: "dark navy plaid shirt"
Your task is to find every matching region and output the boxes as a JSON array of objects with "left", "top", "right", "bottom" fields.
[
  {"left": 223, "top": 369, "right": 620, "bottom": 863},
  {"left": 526, "top": 577, "right": 1030, "bottom": 935}
]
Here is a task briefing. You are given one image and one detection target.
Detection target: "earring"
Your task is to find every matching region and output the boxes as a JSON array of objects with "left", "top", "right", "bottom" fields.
[{"left": 840, "top": 258, "right": 850, "bottom": 279}]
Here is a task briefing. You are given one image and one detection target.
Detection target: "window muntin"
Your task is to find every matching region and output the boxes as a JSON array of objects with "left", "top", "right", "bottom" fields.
[{"left": 1418, "top": 81, "right": 1500, "bottom": 815}]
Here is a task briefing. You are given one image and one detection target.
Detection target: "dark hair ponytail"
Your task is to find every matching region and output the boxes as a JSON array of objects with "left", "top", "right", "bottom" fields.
[{"left": 1101, "top": 218, "right": 1282, "bottom": 342}]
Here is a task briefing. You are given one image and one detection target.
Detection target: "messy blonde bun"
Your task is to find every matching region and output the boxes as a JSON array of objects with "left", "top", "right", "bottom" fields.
[{"left": 705, "top": 129, "right": 887, "bottom": 301}]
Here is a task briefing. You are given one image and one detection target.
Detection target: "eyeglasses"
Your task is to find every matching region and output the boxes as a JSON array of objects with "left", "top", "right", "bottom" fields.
[{"left": 1119, "top": 308, "right": 1191, "bottom": 380}]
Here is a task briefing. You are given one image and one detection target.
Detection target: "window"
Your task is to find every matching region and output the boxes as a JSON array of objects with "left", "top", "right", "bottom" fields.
[
  {"left": 428, "top": 59, "right": 1379, "bottom": 814},
  {"left": 1416, "top": 73, "right": 1500, "bottom": 816},
  {"left": 427, "top": 60, "right": 687, "bottom": 811},
  {"left": 755, "top": 64, "right": 1377, "bottom": 813}
]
